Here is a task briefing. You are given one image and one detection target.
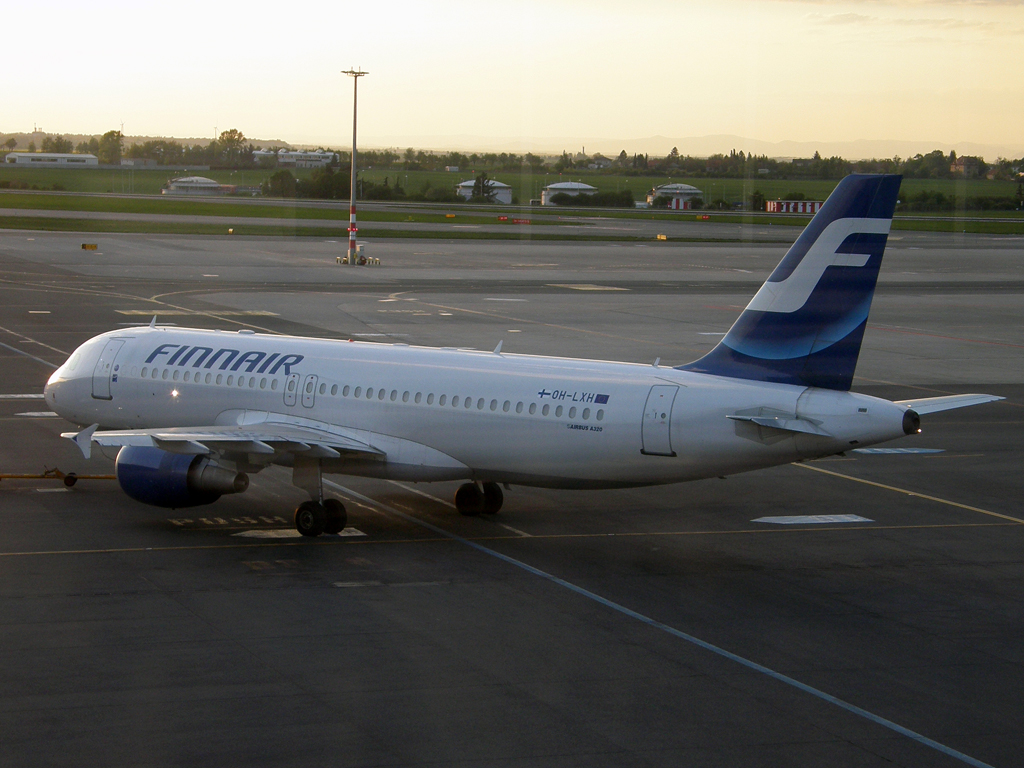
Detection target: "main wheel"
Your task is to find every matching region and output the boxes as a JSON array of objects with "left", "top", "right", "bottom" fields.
[
  {"left": 481, "top": 482, "right": 503, "bottom": 515},
  {"left": 454, "top": 483, "right": 485, "bottom": 516},
  {"left": 295, "top": 500, "right": 326, "bottom": 537},
  {"left": 323, "top": 498, "right": 348, "bottom": 535}
]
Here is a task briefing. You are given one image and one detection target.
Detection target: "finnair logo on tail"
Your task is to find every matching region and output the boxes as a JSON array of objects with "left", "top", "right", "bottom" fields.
[{"left": 746, "top": 218, "right": 891, "bottom": 314}]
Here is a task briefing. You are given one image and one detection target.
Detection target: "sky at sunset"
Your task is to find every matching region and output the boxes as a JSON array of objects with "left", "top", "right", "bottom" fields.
[{"left": 6, "top": 0, "right": 1023, "bottom": 158}]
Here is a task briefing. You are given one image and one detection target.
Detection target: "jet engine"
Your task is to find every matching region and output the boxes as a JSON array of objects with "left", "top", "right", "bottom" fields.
[{"left": 114, "top": 446, "right": 249, "bottom": 509}]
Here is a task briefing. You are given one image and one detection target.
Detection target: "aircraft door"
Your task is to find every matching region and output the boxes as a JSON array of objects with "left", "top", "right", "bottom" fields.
[
  {"left": 301, "top": 374, "right": 318, "bottom": 408},
  {"left": 641, "top": 385, "right": 678, "bottom": 456},
  {"left": 91, "top": 339, "right": 125, "bottom": 400},
  {"left": 283, "top": 373, "right": 300, "bottom": 407}
]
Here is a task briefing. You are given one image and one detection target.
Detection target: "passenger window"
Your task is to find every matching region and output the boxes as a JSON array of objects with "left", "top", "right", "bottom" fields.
[
  {"left": 452, "top": 396, "right": 459, "bottom": 407},
  {"left": 260, "top": 378, "right": 266, "bottom": 390},
  {"left": 331, "top": 385, "right": 338, "bottom": 396},
  {"left": 427, "top": 393, "right": 435, "bottom": 405},
  {"left": 354, "top": 387, "right": 361, "bottom": 397},
  {"left": 596, "top": 409, "right": 604, "bottom": 421},
  {"left": 555, "top": 406, "right": 563, "bottom": 417},
  {"left": 161, "top": 369, "right": 168, "bottom": 380},
  {"left": 183, "top": 371, "right": 191, "bottom": 382},
  {"left": 249, "top": 377, "right": 255, "bottom": 388},
  {"left": 390, "top": 390, "right": 397, "bottom": 401},
  {"left": 402, "top": 391, "right": 409, "bottom": 403},
  {"left": 502, "top": 400, "right": 510, "bottom": 412},
  {"left": 152, "top": 369, "right": 158, "bottom": 379},
  {"left": 287, "top": 379, "right": 295, "bottom": 392},
  {"left": 172, "top": 370, "right": 180, "bottom": 381},
  {"left": 216, "top": 374, "right": 223, "bottom": 385},
  {"left": 378, "top": 389, "right": 385, "bottom": 400},
  {"left": 319, "top": 383, "right": 326, "bottom": 395},
  {"left": 271, "top": 378, "right": 278, "bottom": 390},
  {"left": 569, "top": 407, "right": 577, "bottom": 419},
  {"left": 205, "top": 373, "right": 212, "bottom": 384},
  {"left": 515, "top": 402, "right": 523, "bottom": 414},
  {"left": 366, "top": 388, "right": 373, "bottom": 399},
  {"left": 477, "top": 398, "right": 485, "bottom": 410},
  {"left": 542, "top": 404, "right": 550, "bottom": 416},
  {"left": 227, "top": 375, "right": 234, "bottom": 385},
  {"left": 240, "top": 377, "right": 246, "bottom": 387},
  {"left": 529, "top": 403, "right": 537, "bottom": 415},
  {"left": 141, "top": 367, "right": 148, "bottom": 377},
  {"left": 439, "top": 395, "right": 447, "bottom": 406},
  {"left": 343, "top": 385, "right": 350, "bottom": 396},
  {"left": 466, "top": 398, "right": 473, "bottom": 409},
  {"left": 582, "top": 408, "right": 590, "bottom": 420},
  {"left": 414, "top": 392, "right": 421, "bottom": 404}
]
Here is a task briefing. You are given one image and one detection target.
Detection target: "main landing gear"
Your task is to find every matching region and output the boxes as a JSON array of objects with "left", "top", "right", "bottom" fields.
[
  {"left": 294, "top": 498, "right": 348, "bottom": 537},
  {"left": 292, "top": 457, "right": 347, "bottom": 537},
  {"left": 455, "top": 481, "right": 503, "bottom": 516}
]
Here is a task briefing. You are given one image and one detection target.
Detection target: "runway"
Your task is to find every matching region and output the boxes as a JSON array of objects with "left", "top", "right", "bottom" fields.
[{"left": 0, "top": 229, "right": 1020, "bottom": 767}]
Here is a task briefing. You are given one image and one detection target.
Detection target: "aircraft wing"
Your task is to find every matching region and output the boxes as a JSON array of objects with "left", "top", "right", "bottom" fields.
[
  {"left": 63, "top": 422, "right": 385, "bottom": 461},
  {"left": 895, "top": 394, "right": 1004, "bottom": 415}
]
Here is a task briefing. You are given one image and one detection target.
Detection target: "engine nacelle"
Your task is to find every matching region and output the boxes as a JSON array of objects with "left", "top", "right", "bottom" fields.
[{"left": 115, "top": 446, "right": 249, "bottom": 509}]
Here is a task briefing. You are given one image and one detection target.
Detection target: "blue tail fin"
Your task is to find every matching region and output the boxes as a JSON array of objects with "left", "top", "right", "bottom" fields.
[{"left": 678, "top": 174, "right": 902, "bottom": 391}]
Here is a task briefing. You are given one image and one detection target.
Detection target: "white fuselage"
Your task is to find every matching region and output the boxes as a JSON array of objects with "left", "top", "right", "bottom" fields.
[{"left": 44, "top": 327, "right": 911, "bottom": 489}]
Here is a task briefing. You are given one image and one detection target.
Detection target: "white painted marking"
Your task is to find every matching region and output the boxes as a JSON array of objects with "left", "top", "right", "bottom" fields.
[
  {"left": 35, "top": 488, "right": 69, "bottom": 493},
  {"left": 507, "top": 329, "right": 522, "bottom": 333},
  {"left": 231, "top": 527, "right": 365, "bottom": 539},
  {"left": 333, "top": 581, "right": 383, "bottom": 587},
  {"left": 548, "top": 284, "right": 629, "bottom": 291},
  {"left": 202, "top": 274, "right": 219, "bottom": 277},
  {"left": 485, "top": 298, "right": 528, "bottom": 302},
  {"left": 698, "top": 332, "right": 727, "bottom": 336},
  {"left": 16, "top": 411, "right": 59, "bottom": 417},
  {"left": 116, "top": 310, "right": 278, "bottom": 316},
  {"left": 28, "top": 311, "right": 50, "bottom": 314},
  {"left": 0, "top": 394, "right": 45, "bottom": 399},
  {"left": 753, "top": 515, "right": 873, "bottom": 525},
  {"left": 852, "top": 448, "right": 945, "bottom": 455},
  {"left": 498, "top": 524, "right": 533, "bottom": 538}
]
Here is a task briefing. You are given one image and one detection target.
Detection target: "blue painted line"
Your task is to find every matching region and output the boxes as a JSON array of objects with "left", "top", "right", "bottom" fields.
[
  {"left": 327, "top": 479, "right": 997, "bottom": 768},
  {"left": 0, "top": 342, "right": 59, "bottom": 369}
]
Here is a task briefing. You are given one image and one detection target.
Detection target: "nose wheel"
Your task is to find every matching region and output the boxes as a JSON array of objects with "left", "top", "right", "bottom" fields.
[{"left": 294, "top": 498, "right": 348, "bottom": 537}]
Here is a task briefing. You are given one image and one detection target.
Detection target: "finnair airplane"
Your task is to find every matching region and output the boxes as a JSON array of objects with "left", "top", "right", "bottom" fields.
[{"left": 46, "top": 174, "right": 1000, "bottom": 536}]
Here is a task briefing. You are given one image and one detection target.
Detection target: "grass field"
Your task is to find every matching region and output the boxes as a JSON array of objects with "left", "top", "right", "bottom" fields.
[{"left": 2, "top": 166, "right": 1019, "bottom": 207}]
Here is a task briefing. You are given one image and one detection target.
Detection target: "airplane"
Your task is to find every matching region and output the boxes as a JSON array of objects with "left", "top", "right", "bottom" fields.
[{"left": 45, "top": 174, "right": 1002, "bottom": 537}]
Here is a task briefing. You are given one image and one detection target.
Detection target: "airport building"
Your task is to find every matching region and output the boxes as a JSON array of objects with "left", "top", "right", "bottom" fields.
[
  {"left": 252, "top": 149, "right": 337, "bottom": 168},
  {"left": 4, "top": 152, "right": 98, "bottom": 167},
  {"left": 455, "top": 178, "right": 513, "bottom": 204},
  {"left": 766, "top": 200, "right": 824, "bottom": 213},
  {"left": 647, "top": 183, "right": 703, "bottom": 210},
  {"left": 541, "top": 181, "right": 598, "bottom": 206}
]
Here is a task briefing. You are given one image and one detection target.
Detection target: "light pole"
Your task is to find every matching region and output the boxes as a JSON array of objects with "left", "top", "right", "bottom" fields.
[{"left": 342, "top": 68, "right": 368, "bottom": 265}]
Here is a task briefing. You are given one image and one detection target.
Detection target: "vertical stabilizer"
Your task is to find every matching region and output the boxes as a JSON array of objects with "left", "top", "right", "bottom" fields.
[{"left": 679, "top": 174, "right": 902, "bottom": 390}]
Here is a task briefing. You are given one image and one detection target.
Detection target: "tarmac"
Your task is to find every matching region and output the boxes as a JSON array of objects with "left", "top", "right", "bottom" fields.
[{"left": 0, "top": 225, "right": 1020, "bottom": 767}]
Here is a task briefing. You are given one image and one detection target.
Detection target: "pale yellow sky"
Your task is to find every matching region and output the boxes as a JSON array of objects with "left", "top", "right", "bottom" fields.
[{"left": 6, "top": 0, "right": 1023, "bottom": 157}]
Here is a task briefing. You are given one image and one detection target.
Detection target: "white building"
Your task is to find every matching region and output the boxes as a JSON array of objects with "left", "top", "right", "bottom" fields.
[
  {"left": 541, "top": 181, "right": 597, "bottom": 206},
  {"left": 455, "top": 178, "right": 513, "bottom": 204},
  {"left": 162, "top": 176, "right": 228, "bottom": 196},
  {"left": 4, "top": 152, "right": 98, "bottom": 167},
  {"left": 252, "top": 149, "right": 337, "bottom": 168},
  {"left": 647, "top": 183, "right": 702, "bottom": 210}
]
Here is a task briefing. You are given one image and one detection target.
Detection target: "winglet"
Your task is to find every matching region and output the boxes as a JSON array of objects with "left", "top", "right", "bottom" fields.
[
  {"left": 63, "top": 423, "right": 99, "bottom": 459},
  {"left": 149, "top": 316, "right": 157, "bottom": 328},
  {"left": 493, "top": 340, "right": 503, "bottom": 355}
]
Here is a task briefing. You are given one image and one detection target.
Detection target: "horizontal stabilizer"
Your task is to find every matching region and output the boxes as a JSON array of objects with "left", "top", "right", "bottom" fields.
[
  {"left": 895, "top": 394, "right": 1004, "bottom": 415},
  {"left": 727, "top": 414, "right": 831, "bottom": 436}
]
